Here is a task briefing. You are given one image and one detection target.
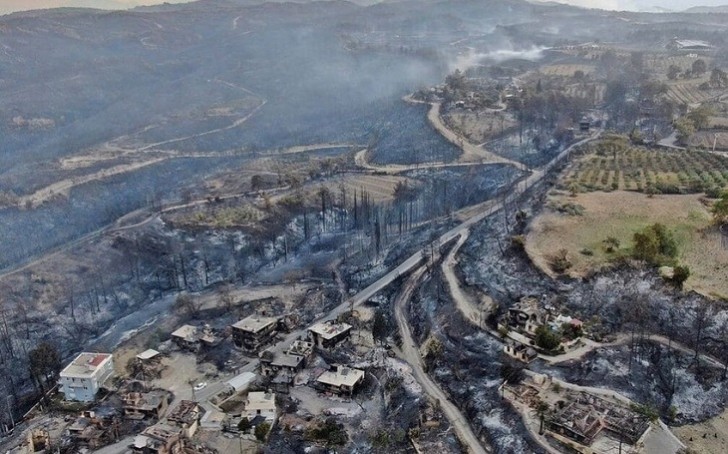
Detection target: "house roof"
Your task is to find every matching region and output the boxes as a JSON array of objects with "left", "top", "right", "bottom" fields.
[
  {"left": 143, "top": 423, "right": 182, "bottom": 441},
  {"left": 232, "top": 315, "right": 278, "bottom": 333},
  {"left": 246, "top": 392, "right": 276, "bottom": 412},
  {"left": 316, "top": 367, "right": 364, "bottom": 388},
  {"left": 227, "top": 372, "right": 256, "bottom": 392},
  {"left": 264, "top": 352, "right": 303, "bottom": 369},
  {"left": 60, "top": 353, "right": 112, "bottom": 378},
  {"left": 136, "top": 349, "right": 160, "bottom": 360},
  {"left": 171, "top": 325, "right": 197, "bottom": 340},
  {"left": 309, "top": 321, "right": 352, "bottom": 340}
]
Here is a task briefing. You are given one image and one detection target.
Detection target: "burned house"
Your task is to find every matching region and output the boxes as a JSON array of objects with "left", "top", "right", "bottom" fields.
[
  {"left": 504, "top": 340, "right": 538, "bottom": 363},
  {"left": 545, "top": 393, "right": 650, "bottom": 448},
  {"left": 260, "top": 351, "right": 304, "bottom": 381},
  {"left": 68, "top": 410, "right": 119, "bottom": 450},
  {"left": 122, "top": 391, "right": 170, "bottom": 420},
  {"left": 501, "top": 297, "right": 549, "bottom": 338},
  {"left": 259, "top": 339, "right": 314, "bottom": 388},
  {"left": 167, "top": 401, "right": 202, "bottom": 439},
  {"left": 308, "top": 321, "right": 352, "bottom": 350},
  {"left": 131, "top": 423, "right": 183, "bottom": 454},
  {"left": 170, "top": 325, "right": 219, "bottom": 352},
  {"left": 232, "top": 315, "right": 281, "bottom": 352},
  {"left": 315, "top": 365, "right": 364, "bottom": 397}
]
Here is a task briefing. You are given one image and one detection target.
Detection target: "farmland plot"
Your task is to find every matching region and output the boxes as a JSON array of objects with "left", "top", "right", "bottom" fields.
[{"left": 564, "top": 142, "right": 728, "bottom": 193}]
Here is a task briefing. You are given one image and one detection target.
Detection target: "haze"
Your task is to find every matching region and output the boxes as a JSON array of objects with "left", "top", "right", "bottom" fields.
[{"left": 3, "top": 0, "right": 728, "bottom": 15}]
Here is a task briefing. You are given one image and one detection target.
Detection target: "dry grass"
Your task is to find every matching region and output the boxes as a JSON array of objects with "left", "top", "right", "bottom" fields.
[
  {"left": 325, "top": 174, "right": 410, "bottom": 203},
  {"left": 442, "top": 110, "right": 517, "bottom": 144},
  {"left": 674, "top": 408, "right": 728, "bottom": 454},
  {"left": 540, "top": 64, "right": 596, "bottom": 77},
  {"left": 526, "top": 191, "right": 728, "bottom": 299}
]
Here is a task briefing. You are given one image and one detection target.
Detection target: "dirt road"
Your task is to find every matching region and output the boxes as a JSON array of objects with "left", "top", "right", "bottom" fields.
[
  {"left": 393, "top": 265, "right": 490, "bottom": 454},
  {"left": 426, "top": 102, "right": 523, "bottom": 168},
  {"left": 441, "top": 231, "right": 494, "bottom": 327}
]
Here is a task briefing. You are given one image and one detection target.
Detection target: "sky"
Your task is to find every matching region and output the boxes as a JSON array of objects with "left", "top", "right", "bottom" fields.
[
  {"left": 0, "top": 0, "right": 727, "bottom": 15},
  {"left": 545, "top": 0, "right": 728, "bottom": 11},
  {"left": 0, "top": 0, "right": 194, "bottom": 15}
]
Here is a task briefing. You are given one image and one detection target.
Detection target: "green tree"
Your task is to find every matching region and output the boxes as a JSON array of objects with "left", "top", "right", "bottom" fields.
[
  {"left": 255, "top": 422, "right": 271, "bottom": 441},
  {"left": 674, "top": 117, "right": 696, "bottom": 145},
  {"left": 671, "top": 265, "right": 691, "bottom": 289},
  {"left": 713, "top": 192, "right": 728, "bottom": 223},
  {"left": 687, "top": 106, "right": 713, "bottom": 130},
  {"left": 632, "top": 223, "right": 677, "bottom": 264},
  {"left": 238, "top": 417, "right": 251, "bottom": 432},
  {"left": 535, "top": 325, "right": 562, "bottom": 351},
  {"left": 28, "top": 342, "right": 61, "bottom": 393}
]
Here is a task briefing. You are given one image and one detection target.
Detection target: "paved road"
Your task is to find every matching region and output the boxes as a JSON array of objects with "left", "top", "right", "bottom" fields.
[{"left": 393, "top": 266, "right": 489, "bottom": 454}]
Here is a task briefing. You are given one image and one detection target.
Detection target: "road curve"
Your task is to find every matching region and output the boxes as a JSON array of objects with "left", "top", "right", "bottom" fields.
[{"left": 393, "top": 266, "right": 490, "bottom": 454}]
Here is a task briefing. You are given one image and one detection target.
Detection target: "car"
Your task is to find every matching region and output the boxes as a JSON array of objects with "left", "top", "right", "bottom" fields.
[{"left": 193, "top": 382, "right": 207, "bottom": 391}]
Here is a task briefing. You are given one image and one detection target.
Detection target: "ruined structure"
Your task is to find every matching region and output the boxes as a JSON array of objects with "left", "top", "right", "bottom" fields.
[{"left": 231, "top": 315, "right": 281, "bottom": 352}]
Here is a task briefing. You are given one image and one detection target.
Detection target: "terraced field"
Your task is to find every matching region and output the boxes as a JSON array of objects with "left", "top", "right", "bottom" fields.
[
  {"left": 540, "top": 63, "right": 596, "bottom": 77},
  {"left": 666, "top": 82, "right": 716, "bottom": 105}
]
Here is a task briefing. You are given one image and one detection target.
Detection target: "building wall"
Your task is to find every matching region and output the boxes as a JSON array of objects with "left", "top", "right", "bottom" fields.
[{"left": 60, "top": 357, "right": 115, "bottom": 402}]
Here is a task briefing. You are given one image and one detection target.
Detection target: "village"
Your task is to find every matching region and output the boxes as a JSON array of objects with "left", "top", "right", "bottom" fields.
[{"left": 2, "top": 278, "right": 694, "bottom": 454}]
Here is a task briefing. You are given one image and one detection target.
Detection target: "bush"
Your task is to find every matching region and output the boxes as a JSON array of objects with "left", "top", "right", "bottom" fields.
[
  {"left": 255, "top": 422, "right": 271, "bottom": 442},
  {"left": 548, "top": 249, "right": 572, "bottom": 274},
  {"left": 632, "top": 223, "right": 678, "bottom": 265},
  {"left": 535, "top": 325, "right": 562, "bottom": 351},
  {"left": 238, "top": 417, "right": 251, "bottom": 432},
  {"left": 670, "top": 265, "right": 691, "bottom": 289},
  {"left": 603, "top": 236, "right": 620, "bottom": 253},
  {"left": 305, "top": 418, "right": 348, "bottom": 446},
  {"left": 510, "top": 235, "right": 526, "bottom": 251}
]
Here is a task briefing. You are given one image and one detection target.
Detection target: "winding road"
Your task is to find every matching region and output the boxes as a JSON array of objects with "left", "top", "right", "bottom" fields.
[{"left": 393, "top": 265, "right": 490, "bottom": 454}]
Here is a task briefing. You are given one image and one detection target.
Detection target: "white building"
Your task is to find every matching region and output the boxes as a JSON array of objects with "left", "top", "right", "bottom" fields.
[
  {"left": 243, "top": 391, "right": 277, "bottom": 421},
  {"left": 59, "top": 353, "right": 114, "bottom": 402}
]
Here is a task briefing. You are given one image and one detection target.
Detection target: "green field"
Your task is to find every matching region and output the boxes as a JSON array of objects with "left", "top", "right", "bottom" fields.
[{"left": 563, "top": 140, "right": 728, "bottom": 194}]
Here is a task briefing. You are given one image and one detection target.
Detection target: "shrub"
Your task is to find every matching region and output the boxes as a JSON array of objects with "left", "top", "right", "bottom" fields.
[
  {"left": 632, "top": 223, "right": 678, "bottom": 265},
  {"left": 548, "top": 249, "right": 572, "bottom": 274},
  {"left": 255, "top": 422, "right": 271, "bottom": 442},
  {"left": 510, "top": 235, "right": 526, "bottom": 251},
  {"left": 238, "top": 417, "right": 251, "bottom": 432},
  {"left": 305, "top": 418, "right": 348, "bottom": 446},
  {"left": 535, "top": 325, "right": 562, "bottom": 351},
  {"left": 670, "top": 265, "right": 691, "bottom": 289},
  {"left": 603, "top": 236, "right": 620, "bottom": 253}
]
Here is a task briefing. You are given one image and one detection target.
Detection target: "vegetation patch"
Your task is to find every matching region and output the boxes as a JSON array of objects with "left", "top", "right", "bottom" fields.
[
  {"left": 562, "top": 138, "right": 728, "bottom": 195},
  {"left": 526, "top": 191, "right": 728, "bottom": 298}
]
